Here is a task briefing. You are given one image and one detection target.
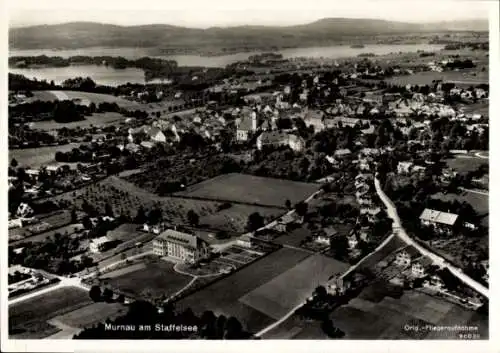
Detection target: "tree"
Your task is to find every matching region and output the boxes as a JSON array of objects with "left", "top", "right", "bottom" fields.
[
  {"left": 71, "top": 208, "right": 78, "bottom": 223},
  {"left": 285, "top": 199, "right": 292, "bottom": 209},
  {"left": 330, "top": 235, "right": 349, "bottom": 260},
  {"left": 187, "top": 210, "right": 200, "bottom": 227},
  {"left": 116, "top": 294, "right": 125, "bottom": 304},
  {"left": 294, "top": 201, "right": 308, "bottom": 218},
  {"left": 102, "top": 288, "right": 114, "bottom": 302},
  {"left": 104, "top": 202, "right": 114, "bottom": 217},
  {"left": 89, "top": 285, "right": 101, "bottom": 302},
  {"left": 246, "top": 212, "right": 264, "bottom": 232},
  {"left": 223, "top": 316, "right": 243, "bottom": 339},
  {"left": 313, "top": 285, "right": 328, "bottom": 301},
  {"left": 134, "top": 206, "right": 147, "bottom": 224}
]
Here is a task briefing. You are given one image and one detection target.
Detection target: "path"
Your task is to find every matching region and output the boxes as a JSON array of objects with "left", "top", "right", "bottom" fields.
[
  {"left": 374, "top": 176, "right": 489, "bottom": 298},
  {"left": 459, "top": 187, "right": 488, "bottom": 196}
]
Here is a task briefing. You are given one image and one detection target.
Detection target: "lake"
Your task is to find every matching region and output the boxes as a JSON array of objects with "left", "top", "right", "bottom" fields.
[{"left": 10, "top": 44, "right": 444, "bottom": 86}]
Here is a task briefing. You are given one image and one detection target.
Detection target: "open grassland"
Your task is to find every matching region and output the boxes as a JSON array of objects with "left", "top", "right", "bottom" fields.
[
  {"left": 176, "top": 247, "right": 311, "bottom": 333},
  {"left": 53, "top": 302, "right": 127, "bottom": 329},
  {"left": 30, "top": 90, "right": 142, "bottom": 109},
  {"left": 199, "top": 204, "right": 284, "bottom": 234},
  {"left": 9, "top": 144, "right": 77, "bottom": 168},
  {"left": 445, "top": 156, "right": 488, "bottom": 174},
  {"left": 239, "top": 254, "right": 349, "bottom": 320},
  {"left": 432, "top": 190, "right": 488, "bottom": 227},
  {"left": 385, "top": 70, "right": 488, "bottom": 87},
  {"left": 9, "top": 286, "right": 91, "bottom": 339},
  {"left": 101, "top": 259, "right": 192, "bottom": 300},
  {"left": 31, "top": 112, "right": 127, "bottom": 130},
  {"left": 176, "top": 173, "right": 319, "bottom": 208},
  {"left": 330, "top": 287, "right": 488, "bottom": 339}
]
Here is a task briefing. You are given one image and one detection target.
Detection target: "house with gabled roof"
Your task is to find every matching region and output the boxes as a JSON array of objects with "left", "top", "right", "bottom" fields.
[{"left": 419, "top": 208, "right": 459, "bottom": 234}]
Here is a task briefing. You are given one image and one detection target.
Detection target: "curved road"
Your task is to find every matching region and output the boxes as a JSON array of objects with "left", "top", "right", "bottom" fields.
[{"left": 374, "top": 177, "right": 489, "bottom": 298}]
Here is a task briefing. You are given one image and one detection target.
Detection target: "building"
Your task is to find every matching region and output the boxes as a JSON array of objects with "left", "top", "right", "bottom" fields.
[
  {"left": 411, "top": 262, "right": 427, "bottom": 278},
  {"left": 394, "top": 250, "right": 412, "bottom": 267},
  {"left": 397, "top": 161, "right": 414, "bottom": 175},
  {"left": 347, "top": 234, "right": 359, "bottom": 249},
  {"left": 236, "top": 110, "right": 258, "bottom": 141},
  {"left": 334, "top": 149, "right": 352, "bottom": 158},
  {"left": 419, "top": 208, "right": 459, "bottom": 233},
  {"left": 153, "top": 229, "right": 210, "bottom": 264},
  {"left": 237, "top": 234, "right": 253, "bottom": 248},
  {"left": 315, "top": 227, "right": 337, "bottom": 245},
  {"left": 423, "top": 274, "right": 445, "bottom": 290},
  {"left": 275, "top": 213, "right": 297, "bottom": 233},
  {"left": 256, "top": 131, "right": 305, "bottom": 152},
  {"left": 326, "top": 276, "right": 349, "bottom": 296},
  {"left": 89, "top": 236, "right": 112, "bottom": 253}
]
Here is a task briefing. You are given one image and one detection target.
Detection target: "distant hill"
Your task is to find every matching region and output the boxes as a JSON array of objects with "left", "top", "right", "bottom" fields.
[{"left": 9, "top": 18, "right": 488, "bottom": 52}]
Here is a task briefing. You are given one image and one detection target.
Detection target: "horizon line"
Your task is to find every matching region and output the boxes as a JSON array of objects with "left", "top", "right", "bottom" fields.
[{"left": 9, "top": 16, "right": 490, "bottom": 30}]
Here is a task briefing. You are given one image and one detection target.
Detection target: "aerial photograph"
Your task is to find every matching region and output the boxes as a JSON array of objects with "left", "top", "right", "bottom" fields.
[{"left": 5, "top": 0, "right": 491, "bottom": 344}]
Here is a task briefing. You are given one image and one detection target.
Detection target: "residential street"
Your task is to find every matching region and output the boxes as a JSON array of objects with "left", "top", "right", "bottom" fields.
[{"left": 374, "top": 176, "right": 489, "bottom": 298}]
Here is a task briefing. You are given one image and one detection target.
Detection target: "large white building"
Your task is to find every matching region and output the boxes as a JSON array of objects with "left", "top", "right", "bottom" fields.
[
  {"left": 89, "top": 236, "right": 112, "bottom": 253},
  {"left": 153, "top": 229, "right": 210, "bottom": 264}
]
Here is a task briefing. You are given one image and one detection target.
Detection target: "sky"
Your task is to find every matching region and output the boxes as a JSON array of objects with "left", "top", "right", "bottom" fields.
[{"left": 8, "top": 0, "right": 491, "bottom": 28}]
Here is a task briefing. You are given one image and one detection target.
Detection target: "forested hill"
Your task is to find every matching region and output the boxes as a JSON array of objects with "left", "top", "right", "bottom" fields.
[{"left": 9, "top": 18, "right": 488, "bottom": 51}]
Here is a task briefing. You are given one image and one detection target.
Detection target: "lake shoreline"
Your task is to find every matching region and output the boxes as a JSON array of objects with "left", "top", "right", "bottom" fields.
[{"left": 9, "top": 43, "right": 446, "bottom": 86}]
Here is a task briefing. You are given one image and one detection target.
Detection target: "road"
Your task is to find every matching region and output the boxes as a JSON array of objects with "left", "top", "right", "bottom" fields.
[
  {"left": 8, "top": 272, "right": 89, "bottom": 305},
  {"left": 374, "top": 176, "right": 489, "bottom": 298},
  {"left": 459, "top": 187, "right": 488, "bottom": 196}
]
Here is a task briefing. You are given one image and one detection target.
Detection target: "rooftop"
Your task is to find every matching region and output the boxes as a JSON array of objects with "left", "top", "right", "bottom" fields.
[
  {"left": 156, "top": 229, "right": 207, "bottom": 249},
  {"left": 420, "top": 208, "right": 459, "bottom": 226}
]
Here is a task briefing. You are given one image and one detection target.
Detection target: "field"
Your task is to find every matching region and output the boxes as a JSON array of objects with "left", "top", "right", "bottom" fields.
[
  {"left": 239, "top": 254, "right": 349, "bottom": 320},
  {"left": 30, "top": 90, "right": 142, "bottom": 109},
  {"left": 432, "top": 190, "right": 488, "bottom": 227},
  {"left": 31, "top": 112, "right": 127, "bottom": 130},
  {"left": 445, "top": 156, "right": 488, "bottom": 174},
  {"left": 49, "top": 176, "right": 222, "bottom": 226},
  {"left": 9, "top": 286, "right": 92, "bottom": 339},
  {"left": 329, "top": 287, "right": 488, "bottom": 339},
  {"left": 9, "top": 144, "right": 77, "bottom": 168},
  {"left": 199, "top": 204, "right": 284, "bottom": 233},
  {"left": 176, "top": 247, "right": 311, "bottom": 333},
  {"left": 53, "top": 302, "right": 127, "bottom": 329},
  {"left": 176, "top": 173, "right": 319, "bottom": 208},
  {"left": 9, "top": 210, "right": 83, "bottom": 245},
  {"left": 385, "top": 70, "right": 488, "bottom": 87},
  {"left": 101, "top": 259, "right": 192, "bottom": 300}
]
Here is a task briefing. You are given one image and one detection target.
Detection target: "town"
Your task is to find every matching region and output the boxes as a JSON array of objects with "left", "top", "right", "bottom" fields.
[{"left": 7, "top": 23, "right": 489, "bottom": 341}]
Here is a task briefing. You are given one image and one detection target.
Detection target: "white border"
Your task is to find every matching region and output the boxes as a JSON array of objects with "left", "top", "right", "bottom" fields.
[{"left": 1, "top": 1, "right": 499, "bottom": 352}]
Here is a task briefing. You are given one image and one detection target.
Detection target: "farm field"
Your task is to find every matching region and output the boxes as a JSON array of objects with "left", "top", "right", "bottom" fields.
[
  {"left": 30, "top": 90, "right": 142, "bottom": 109},
  {"left": 176, "top": 247, "right": 311, "bottom": 333},
  {"left": 445, "top": 156, "right": 488, "bottom": 174},
  {"left": 9, "top": 286, "right": 92, "bottom": 339},
  {"left": 31, "top": 112, "right": 127, "bottom": 130},
  {"left": 329, "top": 287, "right": 488, "bottom": 339},
  {"left": 53, "top": 302, "right": 127, "bottom": 329},
  {"left": 199, "top": 203, "right": 284, "bottom": 234},
  {"left": 385, "top": 70, "right": 488, "bottom": 87},
  {"left": 9, "top": 144, "right": 77, "bottom": 168},
  {"left": 176, "top": 173, "right": 319, "bottom": 208},
  {"left": 101, "top": 259, "right": 192, "bottom": 300},
  {"left": 240, "top": 254, "right": 349, "bottom": 320}
]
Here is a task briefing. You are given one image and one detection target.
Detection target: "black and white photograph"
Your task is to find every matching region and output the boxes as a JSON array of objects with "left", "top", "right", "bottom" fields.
[{"left": 1, "top": 0, "right": 497, "bottom": 350}]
